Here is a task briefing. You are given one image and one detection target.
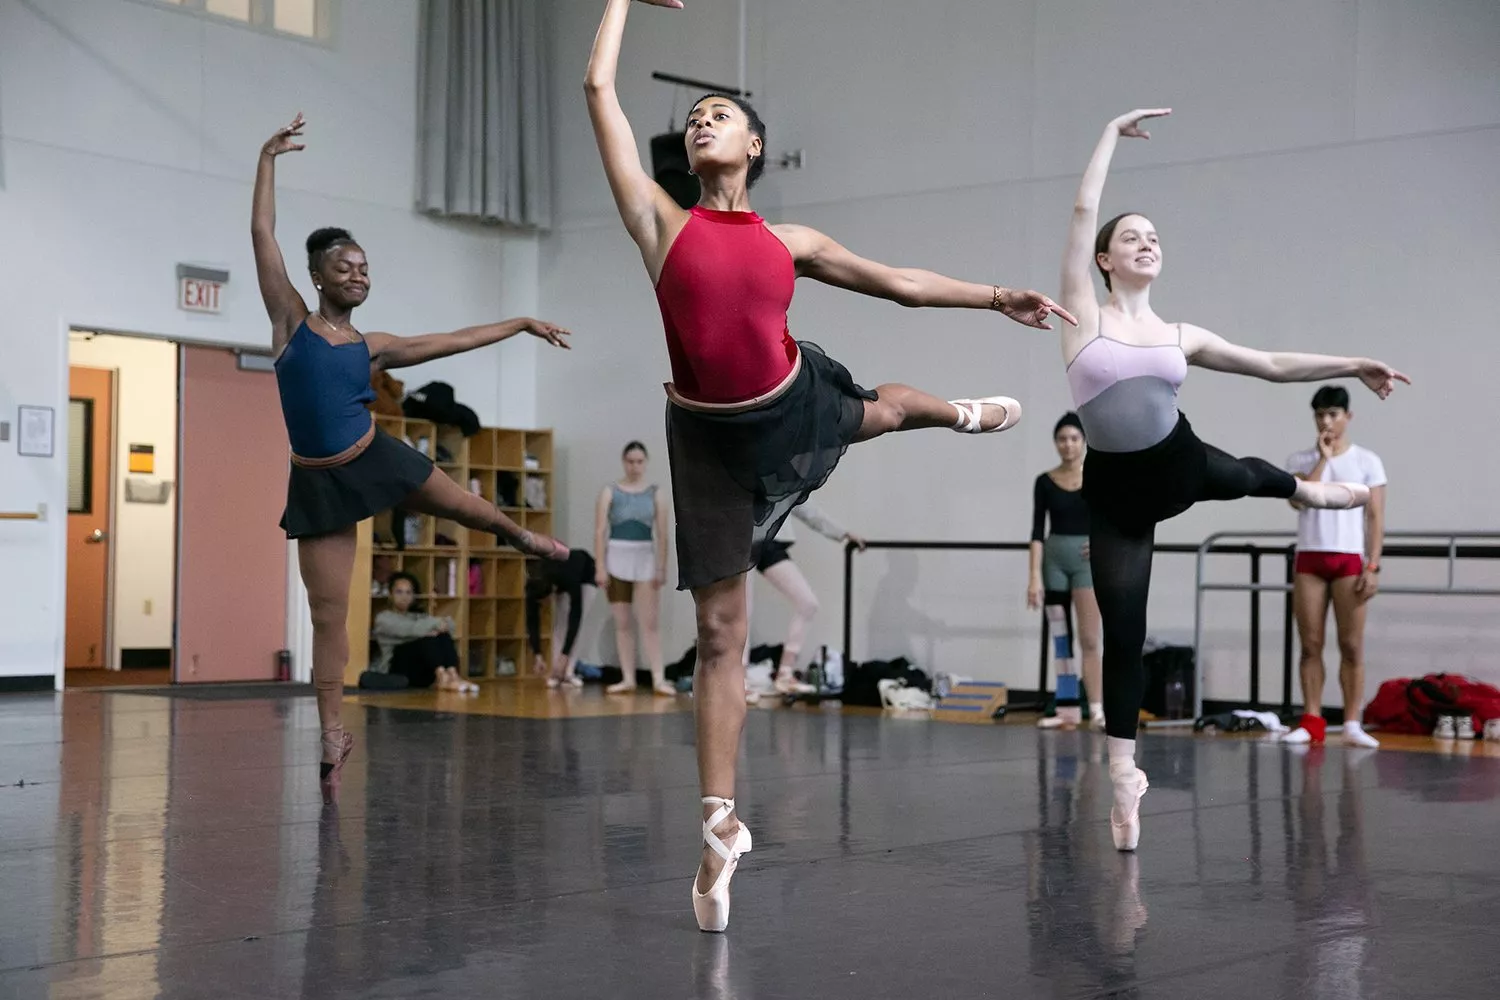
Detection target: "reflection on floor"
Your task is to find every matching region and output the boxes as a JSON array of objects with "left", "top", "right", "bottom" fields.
[
  {"left": 64, "top": 667, "right": 171, "bottom": 689},
  {"left": 2, "top": 687, "right": 1495, "bottom": 999}
]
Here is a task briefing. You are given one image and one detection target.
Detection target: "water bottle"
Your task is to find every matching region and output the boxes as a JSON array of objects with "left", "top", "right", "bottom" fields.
[
  {"left": 276, "top": 649, "right": 291, "bottom": 683},
  {"left": 1165, "top": 671, "right": 1186, "bottom": 720},
  {"left": 824, "top": 649, "right": 844, "bottom": 691}
]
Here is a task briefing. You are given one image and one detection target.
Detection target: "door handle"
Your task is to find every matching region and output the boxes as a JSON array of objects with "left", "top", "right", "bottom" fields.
[{"left": 86, "top": 529, "right": 108, "bottom": 544}]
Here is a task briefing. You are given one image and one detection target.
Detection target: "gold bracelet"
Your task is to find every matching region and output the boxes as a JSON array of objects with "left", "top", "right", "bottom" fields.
[{"left": 990, "top": 285, "right": 1008, "bottom": 311}]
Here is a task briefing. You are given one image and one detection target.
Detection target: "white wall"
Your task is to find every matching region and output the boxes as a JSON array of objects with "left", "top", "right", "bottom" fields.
[
  {"left": 67, "top": 333, "right": 179, "bottom": 668},
  {"left": 535, "top": 0, "right": 1500, "bottom": 704},
  {"left": 0, "top": 0, "right": 539, "bottom": 679}
]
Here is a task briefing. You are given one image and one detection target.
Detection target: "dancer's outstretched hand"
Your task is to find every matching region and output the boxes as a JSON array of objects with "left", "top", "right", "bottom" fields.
[
  {"left": 1111, "top": 108, "right": 1171, "bottom": 139},
  {"left": 525, "top": 319, "right": 572, "bottom": 349},
  {"left": 262, "top": 113, "right": 306, "bottom": 157},
  {"left": 1356, "top": 360, "right": 1410, "bottom": 400},
  {"left": 633, "top": 0, "right": 683, "bottom": 8},
  {"left": 996, "top": 289, "right": 1079, "bottom": 331}
]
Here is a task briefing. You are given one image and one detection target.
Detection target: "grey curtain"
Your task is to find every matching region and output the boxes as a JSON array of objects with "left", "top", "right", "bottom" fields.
[{"left": 416, "top": 0, "right": 551, "bottom": 229}]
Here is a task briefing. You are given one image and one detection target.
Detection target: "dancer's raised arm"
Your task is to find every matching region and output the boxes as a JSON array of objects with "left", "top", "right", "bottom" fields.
[
  {"left": 252, "top": 113, "right": 310, "bottom": 352},
  {"left": 584, "top": 0, "right": 688, "bottom": 269},
  {"left": 1059, "top": 109, "right": 1170, "bottom": 333},
  {"left": 1180, "top": 325, "right": 1409, "bottom": 399},
  {"left": 775, "top": 225, "right": 1075, "bottom": 330},
  {"left": 364, "top": 319, "right": 570, "bottom": 371}
]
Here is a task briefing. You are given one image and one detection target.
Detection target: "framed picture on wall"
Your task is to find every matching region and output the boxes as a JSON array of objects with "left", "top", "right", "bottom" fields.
[{"left": 17, "top": 405, "right": 54, "bottom": 458}]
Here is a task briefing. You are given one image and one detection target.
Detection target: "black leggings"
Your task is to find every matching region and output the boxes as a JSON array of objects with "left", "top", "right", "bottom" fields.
[
  {"left": 390, "top": 634, "right": 459, "bottom": 689},
  {"left": 526, "top": 580, "right": 585, "bottom": 656},
  {"left": 1093, "top": 442, "right": 1295, "bottom": 740}
]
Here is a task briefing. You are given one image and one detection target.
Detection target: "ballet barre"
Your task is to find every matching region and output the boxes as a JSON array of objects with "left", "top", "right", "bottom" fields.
[
  {"left": 0, "top": 510, "right": 42, "bottom": 520},
  {"left": 1190, "top": 530, "right": 1500, "bottom": 725},
  {"left": 840, "top": 538, "right": 1240, "bottom": 707}
]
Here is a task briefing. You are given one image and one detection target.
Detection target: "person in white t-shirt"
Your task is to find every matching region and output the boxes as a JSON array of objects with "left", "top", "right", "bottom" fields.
[{"left": 1283, "top": 385, "right": 1387, "bottom": 748}]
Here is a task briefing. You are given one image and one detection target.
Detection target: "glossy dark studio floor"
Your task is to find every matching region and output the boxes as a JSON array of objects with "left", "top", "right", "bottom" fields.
[{"left": 2, "top": 688, "right": 1497, "bottom": 1000}]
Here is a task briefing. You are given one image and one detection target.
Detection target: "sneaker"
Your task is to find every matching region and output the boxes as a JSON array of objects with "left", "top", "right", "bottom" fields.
[
  {"left": 1434, "top": 715, "right": 1458, "bottom": 739},
  {"left": 1484, "top": 719, "right": 1500, "bottom": 742},
  {"left": 1455, "top": 715, "right": 1476, "bottom": 740}
]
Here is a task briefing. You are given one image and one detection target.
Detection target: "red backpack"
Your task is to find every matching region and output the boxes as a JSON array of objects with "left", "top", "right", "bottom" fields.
[{"left": 1364, "top": 673, "right": 1500, "bottom": 734}]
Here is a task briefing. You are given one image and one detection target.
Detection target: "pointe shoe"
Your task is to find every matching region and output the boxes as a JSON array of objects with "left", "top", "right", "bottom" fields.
[
  {"left": 606, "top": 678, "right": 638, "bottom": 695},
  {"left": 1110, "top": 766, "right": 1149, "bottom": 852},
  {"left": 653, "top": 680, "right": 679, "bottom": 697},
  {"left": 1298, "top": 481, "right": 1371, "bottom": 509},
  {"left": 693, "top": 797, "right": 753, "bottom": 933},
  {"left": 320, "top": 729, "right": 355, "bottom": 806},
  {"left": 566, "top": 674, "right": 584, "bottom": 689},
  {"left": 546, "top": 676, "right": 561, "bottom": 690},
  {"left": 948, "top": 396, "right": 1022, "bottom": 434}
]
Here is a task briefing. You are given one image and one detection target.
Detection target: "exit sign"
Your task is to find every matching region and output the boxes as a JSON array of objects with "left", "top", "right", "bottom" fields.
[{"left": 176, "top": 264, "right": 229, "bottom": 315}]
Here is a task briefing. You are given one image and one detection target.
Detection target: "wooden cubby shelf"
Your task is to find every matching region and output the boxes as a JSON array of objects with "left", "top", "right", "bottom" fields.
[{"left": 342, "top": 420, "right": 556, "bottom": 685}]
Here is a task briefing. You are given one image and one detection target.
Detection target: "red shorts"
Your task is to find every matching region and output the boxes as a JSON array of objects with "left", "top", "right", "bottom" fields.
[{"left": 1295, "top": 551, "right": 1364, "bottom": 581}]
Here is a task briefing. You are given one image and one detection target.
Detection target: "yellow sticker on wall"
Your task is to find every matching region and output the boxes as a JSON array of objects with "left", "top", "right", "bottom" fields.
[{"left": 129, "top": 444, "right": 154, "bottom": 474}]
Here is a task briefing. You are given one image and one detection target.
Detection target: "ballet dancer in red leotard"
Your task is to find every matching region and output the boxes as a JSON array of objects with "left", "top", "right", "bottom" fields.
[{"left": 586, "top": 0, "right": 1078, "bottom": 931}]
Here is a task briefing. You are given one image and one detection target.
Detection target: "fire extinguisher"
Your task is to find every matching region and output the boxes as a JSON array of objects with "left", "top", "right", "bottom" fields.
[{"left": 276, "top": 649, "right": 291, "bottom": 682}]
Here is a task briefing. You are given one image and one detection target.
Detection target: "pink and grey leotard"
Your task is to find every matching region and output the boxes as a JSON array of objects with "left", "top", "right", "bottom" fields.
[{"left": 1066, "top": 322, "right": 1188, "bottom": 453}]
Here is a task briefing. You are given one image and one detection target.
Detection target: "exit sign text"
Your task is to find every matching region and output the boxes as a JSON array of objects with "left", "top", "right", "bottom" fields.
[{"left": 179, "top": 277, "right": 223, "bottom": 314}]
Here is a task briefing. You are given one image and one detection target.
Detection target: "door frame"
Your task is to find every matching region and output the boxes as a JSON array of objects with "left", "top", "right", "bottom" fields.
[{"left": 53, "top": 323, "right": 312, "bottom": 691}]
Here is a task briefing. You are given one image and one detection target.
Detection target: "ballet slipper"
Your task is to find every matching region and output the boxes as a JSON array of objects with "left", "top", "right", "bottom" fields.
[
  {"left": 948, "top": 396, "right": 1022, "bottom": 434},
  {"left": 773, "top": 669, "right": 815, "bottom": 695}
]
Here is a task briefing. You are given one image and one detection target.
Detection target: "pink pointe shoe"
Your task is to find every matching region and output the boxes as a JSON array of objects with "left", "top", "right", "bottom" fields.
[
  {"left": 1110, "top": 766, "right": 1149, "bottom": 852},
  {"left": 692, "top": 796, "right": 753, "bottom": 933},
  {"left": 320, "top": 729, "right": 355, "bottom": 806}
]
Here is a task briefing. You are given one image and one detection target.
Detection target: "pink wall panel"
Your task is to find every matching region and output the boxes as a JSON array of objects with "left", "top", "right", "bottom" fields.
[{"left": 177, "top": 347, "right": 288, "bottom": 683}]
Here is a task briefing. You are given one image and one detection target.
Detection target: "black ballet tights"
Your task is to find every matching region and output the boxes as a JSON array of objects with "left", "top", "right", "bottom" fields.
[{"left": 1095, "top": 445, "right": 1295, "bottom": 741}]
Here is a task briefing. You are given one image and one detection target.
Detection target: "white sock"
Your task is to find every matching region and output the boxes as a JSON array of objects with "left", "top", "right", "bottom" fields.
[
  {"left": 1090, "top": 701, "right": 1105, "bottom": 722},
  {"left": 1343, "top": 720, "right": 1380, "bottom": 748},
  {"left": 1282, "top": 727, "right": 1312, "bottom": 744},
  {"left": 1107, "top": 737, "right": 1137, "bottom": 777}
]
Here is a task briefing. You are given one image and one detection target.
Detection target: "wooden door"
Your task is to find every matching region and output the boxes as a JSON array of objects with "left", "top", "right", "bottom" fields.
[
  {"left": 176, "top": 346, "right": 288, "bottom": 682},
  {"left": 66, "top": 367, "right": 114, "bottom": 669}
]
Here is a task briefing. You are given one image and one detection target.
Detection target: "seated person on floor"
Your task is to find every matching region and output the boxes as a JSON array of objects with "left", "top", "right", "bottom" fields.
[{"left": 372, "top": 572, "right": 476, "bottom": 693}]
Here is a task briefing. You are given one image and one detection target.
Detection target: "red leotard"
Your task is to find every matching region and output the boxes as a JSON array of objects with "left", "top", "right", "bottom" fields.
[{"left": 655, "top": 206, "right": 799, "bottom": 405}]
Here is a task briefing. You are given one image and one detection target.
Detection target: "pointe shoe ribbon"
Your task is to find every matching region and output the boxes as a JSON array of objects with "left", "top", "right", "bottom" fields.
[{"left": 692, "top": 796, "right": 753, "bottom": 933}]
